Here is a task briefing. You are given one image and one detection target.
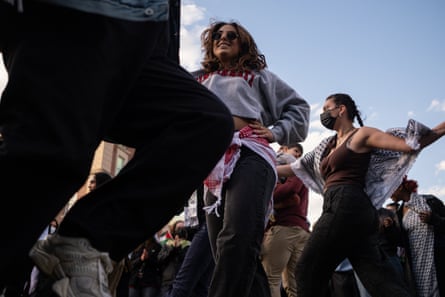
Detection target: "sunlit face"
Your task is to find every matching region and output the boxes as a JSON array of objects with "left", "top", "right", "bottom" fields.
[
  {"left": 212, "top": 24, "right": 241, "bottom": 66},
  {"left": 87, "top": 174, "right": 97, "bottom": 192},
  {"left": 287, "top": 147, "right": 302, "bottom": 158}
]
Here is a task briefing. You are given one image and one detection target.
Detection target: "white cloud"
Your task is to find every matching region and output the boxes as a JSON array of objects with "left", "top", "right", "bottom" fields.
[
  {"left": 312, "top": 102, "right": 321, "bottom": 110},
  {"left": 364, "top": 111, "right": 379, "bottom": 123},
  {"left": 179, "top": 3, "right": 208, "bottom": 71},
  {"left": 436, "top": 160, "right": 445, "bottom": 173},
  {"left": 407, "top": 111, "right": 415, "bottom": 118},
  {"left": 180, "top": 2, "right": 206, "bottom": 26},
  {"left": 427, "top": 99, "right": 445, "bottom": 112},
  {"left": 302, "top": 130, "right": 334, "bottom": 152},
  {"left": 180, "top": 26, "right": 205, "bottom": 71},
  {"left": 424, "top": 185, "right": 445, "bottom": 200}
]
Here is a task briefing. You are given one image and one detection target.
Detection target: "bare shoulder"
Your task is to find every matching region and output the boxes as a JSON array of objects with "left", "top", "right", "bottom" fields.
[
  {"left": 351, "top": 126, "right": 380, "bottom": 142},
  {"left": 356, "top": 126, "right": 382, "bottom": 135},
  {"left": 349, "top": 126, "right": 383, "bottom": 152}
]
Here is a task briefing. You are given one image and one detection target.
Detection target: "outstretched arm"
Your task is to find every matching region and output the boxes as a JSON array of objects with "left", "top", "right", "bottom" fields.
[
  {"left": 419, "top": 121, "right": 445, "bottom": 149},
  {"left": 276, "top": 164, "right": 295, "bottom": 177},
  {"left": 357, "top": 121, "right": 445, "bottom": 153},
  {"left": 358, "top": 126, "right": 416, "bottom": 153}
]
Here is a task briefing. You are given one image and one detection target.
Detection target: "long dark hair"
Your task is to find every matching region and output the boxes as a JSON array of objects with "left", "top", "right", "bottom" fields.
[{"left": 200, "top": 21, "right": 267, "bottom": 72}]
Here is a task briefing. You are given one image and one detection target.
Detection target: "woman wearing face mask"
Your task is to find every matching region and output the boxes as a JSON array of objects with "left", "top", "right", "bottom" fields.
[{"left": 277, "top": 93, "right": 445, "bottom": 297}]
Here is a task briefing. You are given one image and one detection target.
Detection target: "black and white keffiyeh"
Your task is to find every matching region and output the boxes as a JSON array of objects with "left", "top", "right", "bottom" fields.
[{"left": 290, "top": 119, "right": 432, "bottom": 208}]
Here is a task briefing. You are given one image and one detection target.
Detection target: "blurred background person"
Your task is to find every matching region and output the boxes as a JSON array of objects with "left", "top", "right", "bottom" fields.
[
  {"left": 158, "top": 222, "right": 191, "bottom": 297},
  {"left": 165, "top": 186, "right": 215, "bottom": 297},
  {"left": 128, "top": 237, "right": 162, "bottom": 297},
  {"left": 391, "top": 176, "right": 445, "bottom": 297}
]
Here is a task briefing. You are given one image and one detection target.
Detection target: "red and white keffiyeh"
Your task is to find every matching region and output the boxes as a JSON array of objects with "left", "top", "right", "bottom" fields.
[{"left": 204, "top": 126, "right": 277, "bottom": 219}]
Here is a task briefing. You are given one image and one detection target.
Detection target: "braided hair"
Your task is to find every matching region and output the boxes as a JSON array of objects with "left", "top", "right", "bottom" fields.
[{"left": 326, "top": 93, "right": 364, "bottom": 127}]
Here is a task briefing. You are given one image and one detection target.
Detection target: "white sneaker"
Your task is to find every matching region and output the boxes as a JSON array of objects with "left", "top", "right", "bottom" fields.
[{"left": 29, "top": 234, "right": 113, "bottom": 297}]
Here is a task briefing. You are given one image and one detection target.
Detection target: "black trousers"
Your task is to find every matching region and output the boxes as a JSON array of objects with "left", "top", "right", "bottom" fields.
[
  {"left": 205, "top": 147, "right": 275, "bottom": 297},
  {"left": 0, "top": 1, "right": 233, "bottom": 290},
  {"left": 295, "top": 184, "right": 413, "bottom": 297}
]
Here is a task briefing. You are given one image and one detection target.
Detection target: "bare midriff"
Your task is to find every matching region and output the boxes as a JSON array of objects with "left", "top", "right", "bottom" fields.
[{"left": 233, "top": 116, "right": 254, "bottom": 131}]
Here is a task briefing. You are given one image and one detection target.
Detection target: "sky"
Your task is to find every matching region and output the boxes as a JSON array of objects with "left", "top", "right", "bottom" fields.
[{"left": 1, "top": 0, "right": 444, "bottom": 226}]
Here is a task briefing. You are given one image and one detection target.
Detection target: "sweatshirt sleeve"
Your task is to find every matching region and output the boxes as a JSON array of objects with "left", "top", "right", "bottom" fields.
[{"left": 258, "top": 69, "right": 310, "bottom": 145}]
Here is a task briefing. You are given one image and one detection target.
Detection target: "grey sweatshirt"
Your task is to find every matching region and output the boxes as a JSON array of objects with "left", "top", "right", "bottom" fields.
[{"left": 194, "top": 69, "right": 311, "bottom": 145}]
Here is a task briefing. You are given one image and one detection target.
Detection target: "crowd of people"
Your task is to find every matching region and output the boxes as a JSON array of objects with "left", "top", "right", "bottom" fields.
[{"left": 1, "top": 1, "right": 445, "bottom": 297}]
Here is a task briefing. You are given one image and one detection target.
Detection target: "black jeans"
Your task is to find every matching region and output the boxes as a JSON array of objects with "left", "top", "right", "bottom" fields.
[
  {"left": 0, "top": 1, "right": 233, "bottom": 291},
  {"left": 205, "top": 147, "right": 275, "bottom": 297},
  {"left": 296, "top": 184, "right": 413, "bottom": 297}
]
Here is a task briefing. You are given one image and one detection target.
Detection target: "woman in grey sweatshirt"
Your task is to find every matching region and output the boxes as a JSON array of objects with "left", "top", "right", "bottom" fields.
[{"left": 193, "top": 21, "right": 311, "bottom": 297}]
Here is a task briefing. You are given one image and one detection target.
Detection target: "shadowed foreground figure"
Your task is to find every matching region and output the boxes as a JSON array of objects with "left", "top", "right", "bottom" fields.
[{"left": 0, "top": 0, "right": 233, "bottom": 296}]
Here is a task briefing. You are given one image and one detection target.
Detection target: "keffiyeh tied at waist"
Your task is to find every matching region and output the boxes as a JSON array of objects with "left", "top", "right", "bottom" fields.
[{"left": 204, "top": 126, "right": 277, "bottom": 217}]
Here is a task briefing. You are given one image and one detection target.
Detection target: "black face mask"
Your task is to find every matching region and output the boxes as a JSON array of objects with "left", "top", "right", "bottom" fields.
[{"left": 320, "top": 110, "right": 337, "bottom": 130}]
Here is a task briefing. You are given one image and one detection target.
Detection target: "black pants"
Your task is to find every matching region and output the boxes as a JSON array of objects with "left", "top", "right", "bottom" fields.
[
  {"left": 0, "top": 1, "right": 233, "bottom": 291},
  {"left": 295, "top": 184, "right": 413, "bottom": 297},
  {"left": 205, "top": 147, "right": 275, "bottom": 297}
]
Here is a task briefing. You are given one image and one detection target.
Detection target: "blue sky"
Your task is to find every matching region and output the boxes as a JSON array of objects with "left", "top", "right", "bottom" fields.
[{"left": 1, "top": 0, "right": 444, "bottom": 225}]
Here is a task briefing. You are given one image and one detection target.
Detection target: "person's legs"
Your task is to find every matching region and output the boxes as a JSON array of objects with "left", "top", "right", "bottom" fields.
[
  {"left": 56, "top": 54, "right": 233, "bottom": 260},
  {"left": 0, "top": 2, "right": 15, "bottom": 52},
  {"left": 294, "top": 214, "right": 345, "bottom": 297},
  {"left": 0, "top": 3, "right": 151, "bottom": 291},
  {"left": 295, "top": 185, "right": 378, "bottom": 297},
  {"left": 141, "top": 286, "right": 159, "bottom": 297},
  {"left": 1, "top": 2, "right": 232, "bottom": 295},
  {"left": 296, "top": 184, "right": 412, "bottom": 297},
  {"left": 349, "top": 238, "right": 413, "bottom": 297},
  {"left": 206, "top": 147, "right": 275, "bottom": 297},
  {"left": 261, "top": 226, "right": 293, "bottom": 297},
  {"left": 31, "top": 46, "right": 231, "bottom": 297},
  {"left": 282, "top": 227, "right": 309, "bottom": 297},
  {"left": 165, "top": 223, "right": 214, "bottom": 297}
]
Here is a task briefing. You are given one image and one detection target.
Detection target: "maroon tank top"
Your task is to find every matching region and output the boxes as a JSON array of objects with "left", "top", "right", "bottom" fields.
[{"left": 320, "top": 130, "right": 371, "bottom": 191}]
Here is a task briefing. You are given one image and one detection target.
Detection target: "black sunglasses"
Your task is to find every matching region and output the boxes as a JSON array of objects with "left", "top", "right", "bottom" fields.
[{"left": 212, "top": 31, "right": 239, "bottom": 41}]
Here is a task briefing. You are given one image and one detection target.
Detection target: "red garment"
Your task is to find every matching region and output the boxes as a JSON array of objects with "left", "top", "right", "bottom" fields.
[{"left": 271, "top": 176, "right": 309, "bottom": 232}]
